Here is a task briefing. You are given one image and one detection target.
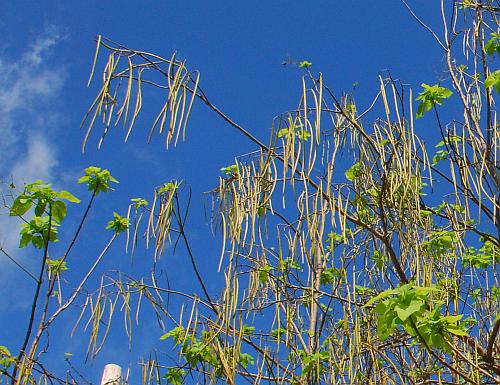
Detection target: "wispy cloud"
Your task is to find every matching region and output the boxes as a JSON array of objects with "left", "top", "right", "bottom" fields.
[
  {"left": 22, "top": 34, "right": 59, "bottom": 66},
  {"left": 0, "top": 30, "right": 65, "bottom": 297},
  {"left": 10, "top": 135, "right": 59, "bottom": 183},
  {"left": 0, "top": 31, "right": 64, "bottom": 173}
]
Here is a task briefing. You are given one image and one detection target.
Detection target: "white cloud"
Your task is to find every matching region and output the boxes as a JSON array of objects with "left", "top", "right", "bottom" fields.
[
  {"left": 0, "top": 31, "right": 64, "bottom": 170},
  {"left": 22, "top": 34, "right": 59, "bottom": 66},
  {"left": 10, "top": 136, "right": 58, "bottom": 184},
  {"left": 0, "top": 30, "right": 65, "bottom": 289}
]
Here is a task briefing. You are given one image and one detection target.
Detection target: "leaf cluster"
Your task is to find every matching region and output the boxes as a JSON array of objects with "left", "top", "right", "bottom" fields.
[
  {"left": 367, "top": 284, "right": 468, "bottom": 352},
  {"left": 10, "top": 181, "right": 80, "bottom": 248},
  {"left": 78, "top": 166, "right": 118, "bottom": 194},
  {"left": 415, "top": 83, "right": 453, "bottom": 118}
]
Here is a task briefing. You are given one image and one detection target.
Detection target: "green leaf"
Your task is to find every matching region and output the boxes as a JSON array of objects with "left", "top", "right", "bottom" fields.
[
  {"left": 485, "top": 70, "right": 500, "bottom": 94},
  {"left": 78, "top": 166, "right": 118, "bottom": 194},
  {"left": 58, "top": 190, "right": 80, "bottom": 203},
  {"left": 411, "top": 285, "right": 438, "bottom": 296},
  {"left": 258, "top": 265, "right": 271, "bottom": 283},
  {"left": 271, "top": 327, "right": 286, "bottom": 340},
  {"left": 416, "top": 83, "right": 452, "bottom": 118},
  {"left": 345, "top": 162, "right": 363, "bottom": 181},
  {"left": 372, "top": 250, "right": 385, "bottom": 269},
  {"left": 19, "top": 215, "right": 59, "bottom": 248},
  {"left": 298, "top": 60, "right": 312, "bottom": 68},
  {"left": 432, "top": 149, "right": 448, "bottom": 165},
  {"left": 131, "top": 197, "right": 148, "bottom": 208},
  {"left": 51, "top": 201, "right": 67, "bottom": 222},
  {"left": 416, "top": 100, "right": 431, "bottom": 119},
  {"left": 485, "top": 32, "right": 500, "bottom": 57},
  {"left": 446, "top": 326, "right": 469, "bottom": 336},
  {"left": 326, "top": 232, "right": 344, "bottom": 251},
  {"left": 365, "top": 288, "right": 397, "bottom": 307},
  {"left": 320, "top": 268, "right": 336, "bottom": 285},
  {"left": 277, "top": 128, "right": 291, "bottom": 138},
  {"left": 32, "top": 235, "right": 46, "bottom": 249},
  {"left": 157, "top": 182, "right": 178, "bottom": 194},
  {"left": 34, "top": 202, "right": 47, "bottom": 216},
  {"left": 376, "top": 309, "right": 398, "bottom": 341},
  {"left": 83, "top": 166, "right": 100, "bottom": 174},
  {"left": 296, "top": 129, "right": 311, "bottom": 141},
  {"left": 435, "top": 136, "right": 461, "bottom": 148},
  {"left": 47, "top": 258, "right": 68, "bottom": 274},
  {"left": 239, "top": 352, "right": 254, "bottom": 368},
  {"left": 106, "top": 212, "right": 129, "bottom": 234},
  {"left": 0, "top": 346, "right": 11, "bottom": 357},
  {"left": 241, "top": 325, "right": 255, "bottom": 335},
  {"left": 463, "top": 238, "right": 495, "bottom": 268},
  {"left": 346, "top": 103, "right": 357, "bottom": 114},
  {"left": 19, "top": 233, "right": 32, "bottom": 248},
  {"left": 395, "top": 300, "right": 424, "bottom": 321},
  {"left": 165, "top": 368, "right": 185, "bottom": 385},
  {"left": 355, "top": 285, "right": 374, "bottom": 295},
  {"left": 280, "top": 258, "right": 300, "bottom": 270},
  {"left": 492, "top": 286, "right": 500, "bottom": 300},
  {"left": 10, "top": 196, "right": 33, "bottom": 216},
  {"left": 160, "top": 326, "right": 185, "bottom": 344},
  {"left": 220, "top": 164, "right": 238, "bottom": 176}
]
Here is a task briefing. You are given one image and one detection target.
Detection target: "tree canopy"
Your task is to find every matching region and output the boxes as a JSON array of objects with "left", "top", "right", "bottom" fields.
[{"left": 2, "top": 2, "right": 499, "bottom": 385}]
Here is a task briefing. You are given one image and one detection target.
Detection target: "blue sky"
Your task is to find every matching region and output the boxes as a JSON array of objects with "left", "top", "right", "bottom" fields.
[{"left": 0, "top": 2, "right": 448, "bottom": 383}]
